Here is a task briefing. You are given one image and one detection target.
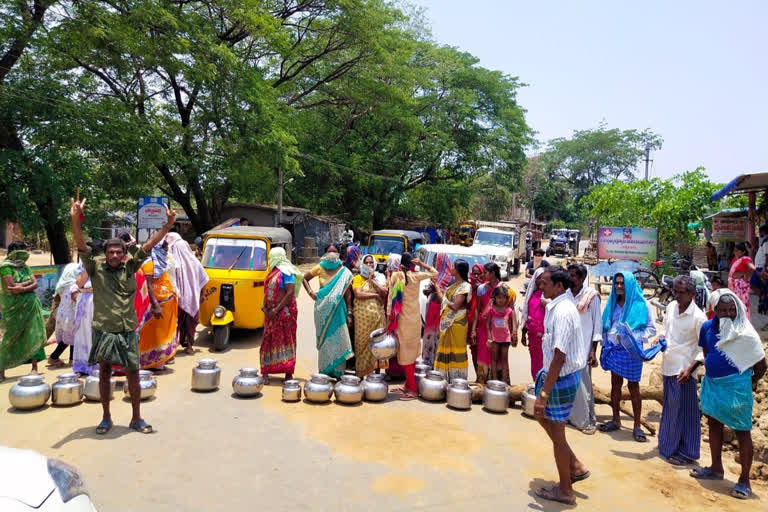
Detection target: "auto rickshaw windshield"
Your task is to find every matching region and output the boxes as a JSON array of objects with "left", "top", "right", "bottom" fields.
[
  {"left": 370, "top": 235, "right": 405, "bottom": 255},
  {"left": 203, "top": 237, "right": 267, "bottom": 270}
]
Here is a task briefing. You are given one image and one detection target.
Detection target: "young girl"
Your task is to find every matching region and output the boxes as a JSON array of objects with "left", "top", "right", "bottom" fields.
[{"left": 485, "top": 285, "right": 517, "bottom": 384}]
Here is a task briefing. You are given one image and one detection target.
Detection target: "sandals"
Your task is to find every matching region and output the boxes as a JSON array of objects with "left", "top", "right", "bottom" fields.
[
  {"left": 571, "top": 470, "right": 590, "bottom": 483},
  {"left": 129, "top": 419, "right": 153, "bottom": 434},
  {"left": 731, "top": 482, "right": 752, "bottom": 500},
  {"left": 184, "top": 346, "right": 195, "bottom": 355},
  {"left": 633, "top": 428, "right": 647, "bottom": 443},
  {"left": 398, "top": 391, "right": 418, "bottom": 401},
  {"left": 598, "top": 421, "right": 620, "bottom": 432},
  {"left": 47, "top": 359, "right": 67, "bottom": 368},
  {"left": 95, "top": 418, "right": 113, "bottom": 435},
  {"left": 581, "top": 425, "right": 597, "bottom": 436},
  {"left": 535, "top": 485, "right": 576, "bottom": 505},
  {"left": 690, "top": 467, "right": 724, "bottom": 480},
  {"left": 667, "top": 455, "right": 690, "bottom": 467}
]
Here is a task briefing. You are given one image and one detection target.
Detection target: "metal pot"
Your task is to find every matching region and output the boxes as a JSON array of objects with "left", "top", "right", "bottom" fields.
[
  {"left": 304, "top": 373, "right": 334, "bottom": 403},
  {"left": 369, "top": 328, "right": 398, "bottom": 360},
  {"left": 9, "top": 374, "right": 50, "bottom": 410},
  {"left": 334, "top": 374, "right": 363, "bottom": 404},
  {"left": 418, "top": 370, "right": 447, "bottom": 401},
  {"left": 414, "top": 364, "right": 430, "bottom": 383},
  {"left": 84, "top": 369, "right": 116, "bottom": 402},
  {"left": 191, "top": 359, "right": 221, "bottom": 391},
  {"left": 51, "top": 373, "right": 83, "bottom": 406},
  {"left": 232, "top": 367, "right": 264, "bottom": 397},
  {"left": 522, "top": 384, "right": 536, "bottom": 417},
  {"left": 483, "top": 380, "right": 509, "bottom": 413},
  {"left": 124, "top": 370, "right": 157, "bottom": 400},
  {"left": 362, "top": 373, "right": 388, "bottom": 402},
  {"left": 282, "top": 379, "right": 302, "bottom": 402},
  {"left": 446, "top": 378, "right": 472, "bottom": 410}
]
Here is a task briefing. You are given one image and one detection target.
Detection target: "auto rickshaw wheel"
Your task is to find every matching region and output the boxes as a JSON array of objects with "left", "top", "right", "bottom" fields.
[{"left": 213, "top": 325, "right": 231, "bottom": 351}]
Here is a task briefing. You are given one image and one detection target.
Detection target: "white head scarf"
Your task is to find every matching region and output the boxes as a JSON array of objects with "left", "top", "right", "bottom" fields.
[
  {"left": 165, "top": 232, "right": 209, "bottom": 317},
  {"left": 710, "top": 289, "right": 765, "bottom": 373},
  {"left": 520, "top": 266, "right": 546, "bottom": 325}
]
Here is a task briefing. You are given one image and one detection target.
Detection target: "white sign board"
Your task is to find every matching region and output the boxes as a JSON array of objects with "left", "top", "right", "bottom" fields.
[{"left": 137, "top": 196, "right": 169, "bottom": 242}]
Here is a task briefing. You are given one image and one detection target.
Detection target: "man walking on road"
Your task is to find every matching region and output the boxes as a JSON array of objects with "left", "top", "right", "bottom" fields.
[
  {"left": 533, "top": 266, "right": 589, "bottom": 505},
  {"left": 70, "top": 196, "right": 176, "bottom": 434}
]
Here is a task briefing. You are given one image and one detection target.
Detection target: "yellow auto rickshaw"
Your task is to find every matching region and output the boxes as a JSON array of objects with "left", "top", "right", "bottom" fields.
[
  {"left": 367, "top": 230, "right": 425, "bottom": 273},
  {"left": 457, "top": 222, "right": 476, "bottom": 247},
  {"left": 199, "top": 226, "right": 292, "bottom": 350}
]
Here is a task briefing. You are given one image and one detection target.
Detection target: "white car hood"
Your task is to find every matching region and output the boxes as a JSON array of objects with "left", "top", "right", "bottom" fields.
[
  {"left": 0, "top": 447, "right": 55, "bottom": 507},
  {"left": 474, "top": 245, "right": 512, "bottom": 256}
]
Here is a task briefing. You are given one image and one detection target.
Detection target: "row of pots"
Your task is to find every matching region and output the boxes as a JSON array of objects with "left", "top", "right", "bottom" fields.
[{"left": 8, "top": 370, "right": 157, "bottom": 410}]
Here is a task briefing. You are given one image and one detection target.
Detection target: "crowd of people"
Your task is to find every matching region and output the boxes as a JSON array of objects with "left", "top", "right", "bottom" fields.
[{"left": 0, "top": 203, "right": 766, "bottom": 504}]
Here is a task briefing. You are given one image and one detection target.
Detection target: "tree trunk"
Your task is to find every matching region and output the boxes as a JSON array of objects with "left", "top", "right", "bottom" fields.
[{"left": 33, "top": 196, "right": 71, "bottom": 264}]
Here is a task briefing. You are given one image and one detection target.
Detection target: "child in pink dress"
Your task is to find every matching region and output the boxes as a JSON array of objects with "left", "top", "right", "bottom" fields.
[{"left": 485, "top": 286, "right": 517, "bottom": 384}]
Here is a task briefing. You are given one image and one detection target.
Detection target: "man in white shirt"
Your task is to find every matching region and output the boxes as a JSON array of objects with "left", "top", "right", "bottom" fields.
[
  {"left": 533, "top": 266, "right": 589, "bottom": 505},
  {"left": 652, "top": 275, "right": 707, "bottom": 466},
  {"left": 566, "top": 263, "right": 602, "bottom": 434}
]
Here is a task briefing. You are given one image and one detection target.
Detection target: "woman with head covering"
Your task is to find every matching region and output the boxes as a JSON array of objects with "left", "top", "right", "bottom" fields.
[
  {"left": 421, "top": 252, "right": 453, "bottom": 369},
  {"left": 344, "top": 245, "right": 362, "bottom": 273},
  {"left": 0, "top": 243, "right": 46, "bottom": 380},
  {"left": 472, "top": 262, "right": 517, "bottom": 382},
  {"left": 384, "top": 253, "right": 405, "bottom": 377},
  {"left": 729, "top": 242, "right": 754, "bottom": 319},
  {"left": 47, "top": 262, "right": 83, "bottom": 368},
  {"left": 137, "top": 241, "right": 179, "bottom": 369},
  {"left": 520, "top": 266, "right": 547, "bottom": 381},
  {"left": 260, "top": 247, "right": 302, "bottom": 381},
  {"left": 434, "top": 259, "right": 472, "bottom": 381},
  {"left": 302, "top": 245, "right": 354, "bottom": 377},
  {"left": 466, "top": 264, "right": 485, "bottom": 373},
  {"left": 598, "top": 271, "right": 656, "bottom": 442},
  {"left": 387, "top": 252, "right": 437, "bottom": 399},
  {"left": 351, "top": 254, "right": 389, "bottom": 376},
  {"left": 692, "top": 289, "right": 766, "bottom": 499},
  {"left": 165, "top": 232, "right": 209, "bottom": 354},
  {"left": 71, "top": 266, "right": 96, "bottom": 375}
]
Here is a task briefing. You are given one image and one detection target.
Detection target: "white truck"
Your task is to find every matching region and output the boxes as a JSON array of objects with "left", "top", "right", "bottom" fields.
[{"left": 472, "top": 221, "right": 525, "bottom": 277}]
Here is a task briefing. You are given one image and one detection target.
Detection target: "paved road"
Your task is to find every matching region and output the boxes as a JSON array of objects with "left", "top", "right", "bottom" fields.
[{"left": 1, "top": 264, "right": 763, "bottom": 511}]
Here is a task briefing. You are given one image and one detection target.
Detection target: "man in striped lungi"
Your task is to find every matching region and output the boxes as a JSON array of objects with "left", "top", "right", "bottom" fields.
[{"left": 652, "top": 275, "right": 707, "bottom": 466}]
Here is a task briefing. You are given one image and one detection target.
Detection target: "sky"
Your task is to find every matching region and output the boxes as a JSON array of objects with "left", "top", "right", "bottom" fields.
[{"left": 411, "top": 0, "right": 767, "bottom": 184}]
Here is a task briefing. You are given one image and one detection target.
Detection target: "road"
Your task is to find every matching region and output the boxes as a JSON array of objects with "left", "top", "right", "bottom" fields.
[{"left": 1, "top": 259, "right": 763, "bottom": 511}]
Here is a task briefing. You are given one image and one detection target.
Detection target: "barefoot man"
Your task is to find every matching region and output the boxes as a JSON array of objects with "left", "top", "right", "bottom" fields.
[
  {"left": 534, "top": 266, "right": 590, "bottom": 505},
  {"left": 70, "top": 195, "right": 176, "bottom": 434}
]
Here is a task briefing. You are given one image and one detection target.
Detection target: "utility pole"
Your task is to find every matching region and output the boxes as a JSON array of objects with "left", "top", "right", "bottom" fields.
[
  {"left": 644, "top": 144, "right": 651, "bottom": 180},
  {"left": 276, "top": 168, "right": 283, "bottom": 228}
]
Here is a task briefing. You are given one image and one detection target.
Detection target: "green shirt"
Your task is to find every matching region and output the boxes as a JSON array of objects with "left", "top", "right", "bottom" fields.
[{"left": 79, "top": 246, "right": 148, "bottom": 333}]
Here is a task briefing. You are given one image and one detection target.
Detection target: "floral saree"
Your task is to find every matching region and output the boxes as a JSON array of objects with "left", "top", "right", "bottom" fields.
[
  {"left": 0, "top": 252, "right": 46, "bottom": 370},
  {"left": 314, "top": 266, "right": 354, "bottom": 377},
  {"left": 260, "top": 268, "right": 298, "bottom": 374}
]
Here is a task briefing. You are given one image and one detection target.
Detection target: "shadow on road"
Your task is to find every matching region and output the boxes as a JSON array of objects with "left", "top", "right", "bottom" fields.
[
  {"left": 526, "top": 477, "right": 587, "bottom": 510},
  {"left": 51, "top": 424, "right": 146, "bottom": 447},
  {"left": 6, "top": 404, "right": 51, "bottom": 414}
]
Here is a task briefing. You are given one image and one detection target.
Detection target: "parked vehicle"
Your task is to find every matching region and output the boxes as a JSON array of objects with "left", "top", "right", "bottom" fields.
[
  {"left": 367, "top": 230, "right": 425, "bottom": 273},
  {"left": 199, "top": 226, "right": 293, "bottom": 350},
  {"left": 0, "top": 446, "right": 97, "bottom": 511},
  {"left": 472, "top": 224, "right": 524, "bottom": 277},
  {"left": 567, "top": 229, "right": 581, "bottom": 256},
  {"left": 456, "top": 222, "right": 476, "bottom": 247},
  {"left": 546, "top": 229, "right": 571, "bottom": 257}
]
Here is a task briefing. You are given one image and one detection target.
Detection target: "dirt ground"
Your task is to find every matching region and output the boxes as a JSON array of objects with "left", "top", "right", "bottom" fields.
[{"left": 1, "top": 255, "right": 765, "bottom": 511}]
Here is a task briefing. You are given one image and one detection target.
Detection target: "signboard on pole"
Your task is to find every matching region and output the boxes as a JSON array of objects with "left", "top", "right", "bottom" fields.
[
  {"left": 137, "top": 196, "right": 169, "bottom": 243},
  {"left": 712, "top": 216, "right": 747, "bottom": 242},
  {"left": 597, "top": 227, "right": 658, "bottom": 261}
]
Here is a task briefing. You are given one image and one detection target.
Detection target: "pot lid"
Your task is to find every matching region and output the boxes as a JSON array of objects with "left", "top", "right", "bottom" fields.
[
  {"left": 283, "top": 379, "right": 300, "bottom": 388},
  {"left": 56, "top": 373, "right": 80, "bottom": 383},
  {"left": 239, "top": 367, "right": 259, "bottom": 376},
  {"left": 365, "top": 373, "right": 385, "bottom": 382},
  {"left": 18, "top": 374, "right": 45, "bottom": 386},
  {"left": 197, "top": 358, "right": 218, "bottom": 369},
  {"left": 486, "top": 380, "right": 507, "bottom": 391}
]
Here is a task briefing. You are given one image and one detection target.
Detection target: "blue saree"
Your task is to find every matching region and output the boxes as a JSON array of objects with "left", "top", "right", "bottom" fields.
[{"left": 314, "top": 266, "right": 354, "bottom": 377}]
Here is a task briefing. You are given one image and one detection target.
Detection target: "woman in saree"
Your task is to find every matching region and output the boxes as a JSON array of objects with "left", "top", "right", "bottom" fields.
[
  {"left": 71, "top": 268, "right": 96, "bottom": 375},
  {"left": 387, "top": 252, "right": 437, "bottom": 399},
  {"left": 466, "top": 264, "right": 485, "bottom": 374},
  {"left": 260, "top": 247, "right": 302, "bottom": 381},
  {"left": 352, "top": 255, "right": 389, "bottom": 376},
  {"left": 303, "top": 246, "right": 354, "bottom": 378},
  {"left": 521, "top": 266, "right": 547, "bottom": 380},
  {"left": 137, "top": 243, "right": 179, "bottom": 370},
  {"left": 434, "top": 259, "right": 472, "bottom": 382},
  {"left": 0, "top": 244, "right": 46, "bottom": 380},
  {"left": 165, "top": 232, "right": 208, "bottom": 354},
  {"left": 47, "top": 262, "right": 82, "bottom": 368},
  {"left": 729, "top": 242, "right": 755, "bottom": 320},
  {"left": 472, "top": 262, "right": 517, "bottom": 382},
  {"left": 421, "top": 252, "right": 453, "bottom": 368}
]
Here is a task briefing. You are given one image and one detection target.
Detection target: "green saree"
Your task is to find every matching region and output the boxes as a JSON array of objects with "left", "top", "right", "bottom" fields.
[{"left": 0, "top": 251, "right": 46, "bottom": 370}]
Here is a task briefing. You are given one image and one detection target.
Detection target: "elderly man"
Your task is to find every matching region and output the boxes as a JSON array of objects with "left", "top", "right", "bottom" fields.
[
  {"left": 566, "top": 263, "right": 602, "bottom": 435},
  {"left": 652, "top": 276, "right": 707, "bottom": 466},
  {"left": 71, "top": 196, "right": 176, "bottom": 434},
  {"left": 691, "top": 290, "right": 767, "bottom": 500},
  {"left": 533, "top": 266, "right": 589, "bottom": 505}
]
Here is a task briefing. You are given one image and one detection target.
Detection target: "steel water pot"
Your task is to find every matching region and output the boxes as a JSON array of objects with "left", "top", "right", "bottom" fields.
[
  {"left": 9, "top": 374, "right": 50, "bottom": 410},
  {"left": 334, "top": 375, "right": 363, "bottom": 404},
  {"left": 369, "top": 328, "right": 397, "bottom": 360},
  {"left": 124, "top": 370, "right": 157, "bottom": 400},
  {"left": 522, "top": 384, "right": 536, "bottom": 417},
  {"left": 191, "top": 359, "right": 221, "bottom": 391},
  {"left": 232, "top": 368, "right": 264, "bottom": 397},
  {"left": 446, "top": 378, "right": 472, "bottom": 410},
  {"left": 51, "top": 373, "right": 83, "bottom": 406},
  {"left": 84, "top": 369, "right": 116, "bottom": 401},
  {"left": 304, "top": 373, "right": 334, "bottom": 403},
  {"left": 418, "top": 370, "right": 447, "bottom": 401},
  {"left": 483, "top": 380, "right": 509, "bottom": 413},
  {"left": 282, "top": 379, "right": 302, "bottom": 402},
  {"left": 414, "top": 364, "right": 430, "bottom": 383},
  {"left": 362, "top": 373, "right": 388, "bottom": 402}
]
